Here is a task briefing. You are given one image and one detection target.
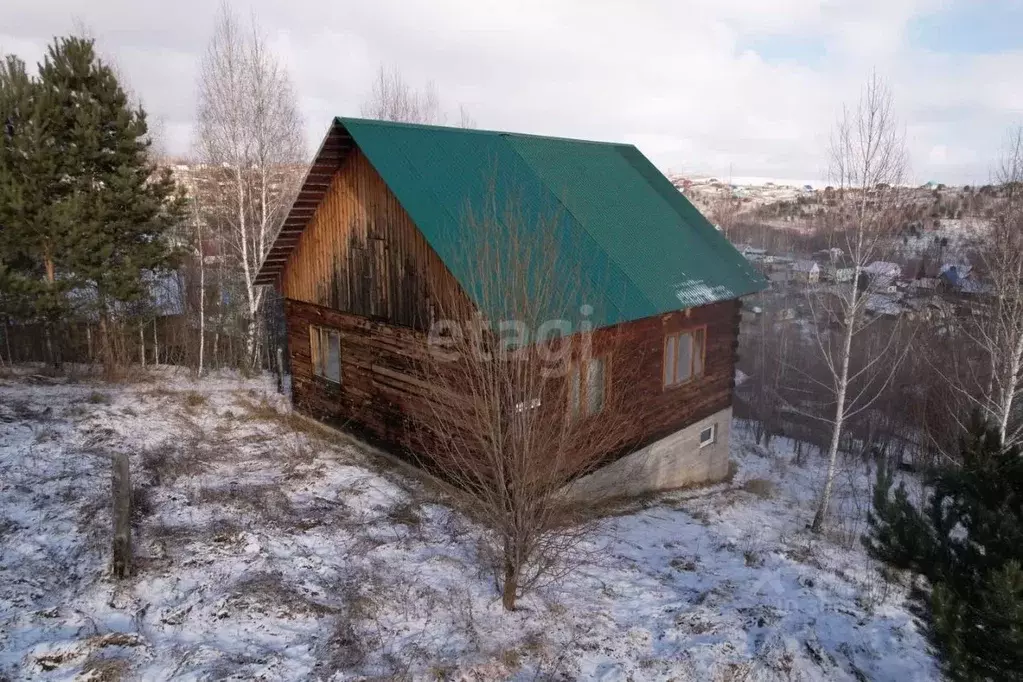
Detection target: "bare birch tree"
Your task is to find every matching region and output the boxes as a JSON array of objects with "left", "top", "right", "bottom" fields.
[
  {"left": 805, "top": 74, "right": 911, "bottom": 532},
  {"left": 361, "top": 64, "right": 477, "bottom": 128},
  {"left": 190, "top": 192, "right": 207, "bottom": 377},
  {"left": 361, "top": 65, "right": 442, "bottom": 124},
  {"left": 948, "top": 126, "right": 1023, "bottom": 444},
  {"left": 196, "top": 6, "right": 304, "bottom": 367},
  {"left": 411, "top": 192, "right": 639, "bottom": 610}
]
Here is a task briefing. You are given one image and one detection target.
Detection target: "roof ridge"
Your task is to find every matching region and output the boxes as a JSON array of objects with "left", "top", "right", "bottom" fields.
[{"left": 337, "top": 116, "right": 631, "bottom": 149}]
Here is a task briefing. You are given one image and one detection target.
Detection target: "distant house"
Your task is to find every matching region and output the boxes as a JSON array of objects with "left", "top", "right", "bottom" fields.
[
  {"left": 824, "top": 265, "right": 856, "bottom": 283},
  {"left": 791, "top": 260, "right": 821, "bottom": 283},
  {"left": 939, "top": 263, "right": 973, "bottom": 287},
  {"left": 958, "top": 278, "right": 993, "bottom": 297},
  {"left": 254, "top": 117, "right": 767, "bottom": 498},
  {"left": 911, "top": 277, "right": 939, "bottom": 291},
  {"left": 814, "top": 247, "right": 844, "bottom": 263},
  {"left": 740, "top": 246, "right": 767, "bottom": 262},
  {"left": 866, "top": 294, "right": 903, "bottom": 317},
  {"left": 864, "top": 261, "right": 902, "bottom": 286},
  {"left": 904, "top": 296, "right": 949, "bottom": 321}
]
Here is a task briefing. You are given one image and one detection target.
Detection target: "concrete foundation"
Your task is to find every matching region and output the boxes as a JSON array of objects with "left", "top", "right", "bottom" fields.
[{"left": 566, "top": 407, "right": 732, "bottom": 500}]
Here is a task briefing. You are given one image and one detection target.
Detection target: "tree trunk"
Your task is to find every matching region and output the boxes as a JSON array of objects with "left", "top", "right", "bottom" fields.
[
  {"left": 42, "top": 251, "right": 62, "bottom": 371},
  {"left": 197, "top": 224, "right": 206, "bottom": 378},
  {"left": 502, "top": 546, "right": 518, "bottom": 611},
  {"left": 98, "top": 307, "right": 115, "bottom": 377},
  {"left": 0, "top": 318, "right": 10, "bottom": 367},
  {"left": 110, "top": 451, "right": 133, "bottom": 579},
  {"left": 812, "top": 304, "right": 855, "bottom": 533},
  {"left": 44, "top": 324, "right": 56, "bottom": 369},
  {"left": 995, "top": 336, "right": 1023, "bottom": 445}
]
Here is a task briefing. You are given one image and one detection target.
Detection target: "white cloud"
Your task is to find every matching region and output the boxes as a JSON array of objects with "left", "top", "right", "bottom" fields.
[{"left": 1, "top": 0, "right": 1019, "bottom": 184}]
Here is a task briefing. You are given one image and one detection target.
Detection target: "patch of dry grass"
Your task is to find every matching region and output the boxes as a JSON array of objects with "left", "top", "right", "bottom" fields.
[
  {"left": 141, "top": 386, "right": 175, "bottom": 400},
  {"left": 86, "top": 391, "right": 111, "bottom": 405},
  {"left": 80, "top": 657, "right": 130, "bottom": 682},
  {"left": 741, "top": 478, "right": 777, "bottom": 499},
  {"left": 139, "top": 440, "right": 209, "bottom": 487},
  {"left": 189, "top": 483, "right": 295, "bottom": 526},
  {"left": 182, "top": 391, "right": 207, "bottom": 408},
  {"left": 148, "top": 518, "right": 246, "bottom": 551},
  {"left": 232, "top": 395, "right": 333, "bottom": 442},
  {"left": 386, "top": 501, "right": 422, "bottom": 528},
  {"left": 229, "top": 571, "right": 338, "bottom": 618}
]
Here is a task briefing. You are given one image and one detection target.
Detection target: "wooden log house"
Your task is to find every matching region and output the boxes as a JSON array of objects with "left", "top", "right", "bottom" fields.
[{"left": 255, "top": 118, "right": 766, "bottom": 497}]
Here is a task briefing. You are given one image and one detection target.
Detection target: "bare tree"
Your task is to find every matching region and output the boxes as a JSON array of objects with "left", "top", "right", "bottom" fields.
[
  {"left": 196, "top": 5, "right": 304, "bottom": 367},
  {"left": 948, "top": 126, "right": 1023, "bottom": 444},
  {"left": 457, "top": 103, "right": 477, "bottom": 130},
  {"left": 411, "top": 192, "right": 638, "bottom": 610},
  {"left": 804, "top": 74, "right": 912, "bottom": 532},
  {"left": 709, "top": 188, "right": 743, "bottom": 240},
  {"left": 739, "top": 302, "right": 795, "bottom": 447},
  {"left": 361, "top": 65, "right": 442, "bottom": 124},
  {"left": 361, "top": 64, "right": 478, "bottom": 128},
  {"left": 190, "top": 192, "right": 207, "bottom": 377}
]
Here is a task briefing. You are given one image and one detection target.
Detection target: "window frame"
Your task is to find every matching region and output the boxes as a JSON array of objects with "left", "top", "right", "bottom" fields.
[
  {"left": 698, "top": 424, "right": 716, "bottom": 448},
  {"left": 568, "top": 354, "right": 609, "bottom": 420},
  {"left": 309, "top": 324, "right": 342, "bottom": 385},
  {"left": 663, "top": 325, "right": 707, "bottom": 389}
]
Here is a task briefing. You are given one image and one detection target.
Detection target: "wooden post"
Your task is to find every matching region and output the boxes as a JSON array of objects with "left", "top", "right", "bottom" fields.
[
  {"left": 0, "top": 318, "right": 9, "bottom": 367},
  {"left": 110, "top": 452, "right": 133, "bottom": 579},
  {"left": 276, "top": 346, "right": 285, "bottom": 394}
]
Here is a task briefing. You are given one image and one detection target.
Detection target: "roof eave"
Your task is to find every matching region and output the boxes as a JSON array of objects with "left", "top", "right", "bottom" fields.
[{"left": 253, "top": 119, "right": 355, "bottom": 286}]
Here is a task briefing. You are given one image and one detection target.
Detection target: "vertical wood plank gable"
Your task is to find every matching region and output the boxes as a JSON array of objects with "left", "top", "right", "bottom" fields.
[{"left": 281, "top": 149, "right": 463, "bottom": 330}]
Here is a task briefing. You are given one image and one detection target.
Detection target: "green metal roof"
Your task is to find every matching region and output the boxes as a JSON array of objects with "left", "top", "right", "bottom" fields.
[{"left": 338, "top": 117, "right": 766, "bottom": 328}]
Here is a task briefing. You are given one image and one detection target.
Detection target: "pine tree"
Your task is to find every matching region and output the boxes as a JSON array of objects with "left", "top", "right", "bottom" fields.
[
  {"left": 36, "top": 37, "right": 186, "bottom": 370},
  {"left": 864, "top": 414, "right": 1023, "bottom": 680},
  {"left": 0, "top": 53, "right": 78, "bottom": 364}
]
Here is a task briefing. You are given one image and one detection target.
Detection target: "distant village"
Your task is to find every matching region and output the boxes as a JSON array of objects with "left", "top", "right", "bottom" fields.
[
  {"left": 738, "top": 244, "right": 988, "bottom": 323},
  {"left": 667, "top": 174, "right": 999, "bottom": 328}
]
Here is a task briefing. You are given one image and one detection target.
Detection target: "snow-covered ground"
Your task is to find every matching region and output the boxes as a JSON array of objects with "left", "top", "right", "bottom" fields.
[
  {"left": 0, "top": 369, "right": 938, "bottom": 680},
  {"left": 892, "top": 217, "right": 989, "bottom": 263}
]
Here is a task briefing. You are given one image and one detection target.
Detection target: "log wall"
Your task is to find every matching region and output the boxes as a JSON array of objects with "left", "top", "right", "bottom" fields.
[
  {"left": 580, "top": 298, "right": 740, "bottom": 467},
  {"left": 286, "top": 296, "right": 740, "bottom": 471}
]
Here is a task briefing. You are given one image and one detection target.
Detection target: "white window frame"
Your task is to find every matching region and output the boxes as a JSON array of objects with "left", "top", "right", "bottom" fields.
[
  {"left": 568, "top": 355, "right": 607, "bottom": 419},
  {"left": 664, "top": 327, "right": 706, "bottom": 388},
  {"left": 698, "top": 424, "right": 716, "bottom": 448},
  {"left": 309, "top": 325, "right": 341, "bottom": 384}
]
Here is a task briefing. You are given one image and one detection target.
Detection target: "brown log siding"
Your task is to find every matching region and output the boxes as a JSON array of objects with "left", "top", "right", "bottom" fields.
[
  {"left": 281, "top": 149, "right": 466, "bottom": 330},
  {"left": 287, "top": 297, "right": 739, "bottom": 470}
]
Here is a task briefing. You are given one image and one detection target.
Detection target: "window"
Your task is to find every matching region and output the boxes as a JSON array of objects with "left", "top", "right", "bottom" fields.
[
  {"left": 699, "top": 424, "right": 716, "bottom": 448},
  {"left": 663, "top": 327, "right": 706, "bottom": 387},
  {"left": 309, "top": 325, "right": 341, "bottom": 384},
  {"left": 568, "top": 356, "right": 606, "bottom": 419}
]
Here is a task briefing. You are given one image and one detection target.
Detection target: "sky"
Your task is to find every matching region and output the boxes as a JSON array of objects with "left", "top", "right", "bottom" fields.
[{"left": 2, "top": 0, "right": 1021, "bottom": 186}]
